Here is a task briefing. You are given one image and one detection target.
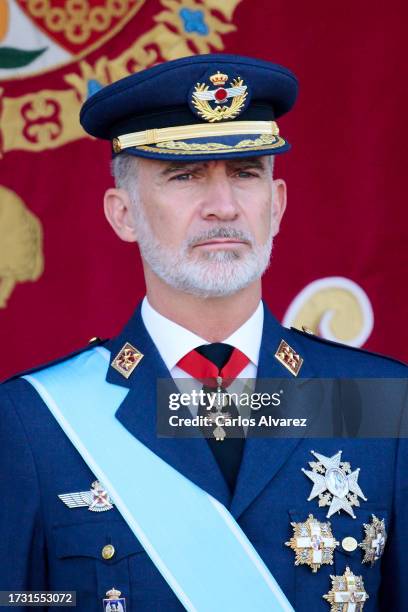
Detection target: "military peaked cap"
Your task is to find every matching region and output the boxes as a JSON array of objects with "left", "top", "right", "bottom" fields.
[{"left": 80, "top": 53, "right": 298, "bottom": 161}]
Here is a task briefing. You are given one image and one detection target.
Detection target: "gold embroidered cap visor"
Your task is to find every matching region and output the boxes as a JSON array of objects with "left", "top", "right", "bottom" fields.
[
  {"left": 80, "top": 53, "right": 298, "bottom": 161},
  {"left": 111, "top": 120, "right": 288, "bottom": 159}
]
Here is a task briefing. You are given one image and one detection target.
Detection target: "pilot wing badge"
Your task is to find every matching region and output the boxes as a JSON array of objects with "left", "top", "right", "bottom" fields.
[
  {"left": 58, "top": 480, "right": 114, "bottom": 512},
  {"left": 190, "top": 70, "right": 249, "bottom": 122}
]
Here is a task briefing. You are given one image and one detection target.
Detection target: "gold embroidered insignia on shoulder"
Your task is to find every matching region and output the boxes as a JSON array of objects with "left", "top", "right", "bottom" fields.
[
  {"left": 275, "top": 339, "right": 303, "bottom": 376},
  {"left": 111, "top": 342, "right": 143, "bottom": 379}
]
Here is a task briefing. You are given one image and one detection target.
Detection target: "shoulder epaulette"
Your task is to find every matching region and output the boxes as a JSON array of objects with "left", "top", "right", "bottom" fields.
[
  {"left": 290, "top": 327, "right": 408, "bottom": 368},
  {"left": 2, "top": 337, "right": 109, "bottom": 384}
]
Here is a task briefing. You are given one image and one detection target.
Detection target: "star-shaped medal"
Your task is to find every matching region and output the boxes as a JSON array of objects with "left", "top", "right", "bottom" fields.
[
  {"left": 323, "top": 566, "right": 369, "bottom": 611},
  {"left": 285, "top": 514, "right": 339, "bottom": 572},
  {"left": 302, "top": 450, "right": 367, "bottom": 519},
  {"left": 359, "top": 514, "right": 387, "bottom": 566}
]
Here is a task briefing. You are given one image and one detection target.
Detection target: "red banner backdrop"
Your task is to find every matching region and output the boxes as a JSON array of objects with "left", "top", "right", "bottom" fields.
[{"left": 0, "top": 0, "right": 407, "bottom": 379}]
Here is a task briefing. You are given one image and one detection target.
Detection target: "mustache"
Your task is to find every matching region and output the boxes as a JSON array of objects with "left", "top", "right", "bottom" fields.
[{"left": 187, "top": 226, "right": 254, "bottom": 247}]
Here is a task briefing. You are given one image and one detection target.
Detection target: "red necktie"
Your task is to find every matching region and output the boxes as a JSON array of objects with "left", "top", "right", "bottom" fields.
[
  {"left": 177, "top": 343, "right": 249, "bottom": 492},
  {"left": 177, "top": 345, "right": 250, "bottom": 387}
]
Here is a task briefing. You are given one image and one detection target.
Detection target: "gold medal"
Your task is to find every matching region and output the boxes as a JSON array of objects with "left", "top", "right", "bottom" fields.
[
  {"left": 285, "top": 514, "right": 339, "bottom": 572},
  {"left": 323, "top": 567, "right": 369, "bottom": 611}
]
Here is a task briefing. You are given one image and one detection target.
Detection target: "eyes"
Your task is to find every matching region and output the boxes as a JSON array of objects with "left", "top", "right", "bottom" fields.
[
  {"left": 169, "top": 169, "right": 261, "bottom": 182},
  {"left": 171, "top": 173, "right": 194, "bottom": 181}
]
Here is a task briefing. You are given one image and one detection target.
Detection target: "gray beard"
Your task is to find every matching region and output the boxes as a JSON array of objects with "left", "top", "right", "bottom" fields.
[{"left": 133, "top": 205, "right": 273, "bottom": 298}]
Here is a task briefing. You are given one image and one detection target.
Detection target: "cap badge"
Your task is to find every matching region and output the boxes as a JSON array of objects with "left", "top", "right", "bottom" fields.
[
  {"left": 191, "top": 71, "right": 249, "bottom": 122},
  {"left": 111, "top": 342, "right": 144, "bottom": 379},
  {"left": 302, "top": 450, "right": 367, "bottom": 519},
  {"left": 359, "top": 514, "right": 387, "bottom": 566},
  {"left": 285, "top": 514, "right": 339, "bottom": 572},
  {"left": 58, "top": 480, "right": 114, "bottom": 512},
  {"left": 323, "top": 566, "right": 369, "bottom": 611},
  {"left": 275, "top": 339, "right": 303, "bottom": 376}
]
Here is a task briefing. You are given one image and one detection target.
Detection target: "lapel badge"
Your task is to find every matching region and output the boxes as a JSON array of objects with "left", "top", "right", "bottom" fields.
[
  {"left": 58, "top": 480, "right": 114, "bottom": 512},
  {"left": 302, "top": 450, "right": 367, "bottom": 519},
  {"left": 111, "top": 342, "right": 143, "bottom": 379},
  {"left": 323, "top": 566, "right": 369, "bottom": 611},
  {"left": 190, "top": 70, "right": 249, "bottom": 122},
  {"left": 103, "top": 588, "right": 126, "bottom": 612},
  {"left": 359, "top": 514, "right": 387, "bottom": 566},
  {"left": 275, "top": 339, "right": 303, "bottom": 376},
  {"left": 285, "top": 514, "right": 339, "bottom": 572}
]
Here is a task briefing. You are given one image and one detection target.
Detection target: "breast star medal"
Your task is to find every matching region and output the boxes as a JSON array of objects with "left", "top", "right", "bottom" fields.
[
  {"left": 58, "top": 480, "right": 114, "bottom": 512},
  {"left": 359, "top": 514, "right": 387, "bottom": 566},
  {"left": 302, "top": 450, "right": 367, "bottom": 519},
  {"left": 323, "top": 566, "right": 368, "bottom": 611},
  {"left": 285, "top": 514, "right": 339, "bottom": 572}
]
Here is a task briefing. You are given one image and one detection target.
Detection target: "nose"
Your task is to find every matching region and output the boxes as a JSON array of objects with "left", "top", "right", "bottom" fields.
[{"left": 200, "top": 169, "right": 239, "bottom": 221}]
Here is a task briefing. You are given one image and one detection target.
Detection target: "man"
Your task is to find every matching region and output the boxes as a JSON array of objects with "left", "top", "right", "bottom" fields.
[{"left": 0, "top": 54, "right": 407, "bottom": 611}]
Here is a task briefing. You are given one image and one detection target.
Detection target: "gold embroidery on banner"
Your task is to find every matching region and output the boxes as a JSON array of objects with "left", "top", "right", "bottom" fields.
[
  {"left": 0, "top": 187, "right": 44, "bottom": 308},
  {"left": 4, "top": 0, "right": 146, "bottom": 81},
  {"left": 0, "top": 0, "right": 245, "bottom": 154},
  {"left": 24, "top": 0, "right": 137, "bottom": 45},
  {"left": 285, "top": 280, "right": 373, "bottom": 345},
  {"left": 2, "top": 89, "right": 82, "bottom": 153},
  {"left": 154, "top": 0, "right": 238, "bottom": 55},
  {"left": 22, "top": 96, "right": 63, "bottom": 144},
  {"left": 0, "top": 0, "right": 9, "bottom": 41}
]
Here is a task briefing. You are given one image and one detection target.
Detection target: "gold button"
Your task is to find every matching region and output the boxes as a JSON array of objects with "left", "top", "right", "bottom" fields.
[
  {"left": 88, "top": 336, "right": 101, "bottom": 344},
  {"left": 102, "top": 544, "right": 115, "bottom": 560},
  {"left": 342, "top": 536, "right": 358, "bottom": 552},
  {"left": 112, "top": 137, "right": 122, "bottom": 154},
  {"left": 302, "top": 326, "right": 314, "bottom": 335}
]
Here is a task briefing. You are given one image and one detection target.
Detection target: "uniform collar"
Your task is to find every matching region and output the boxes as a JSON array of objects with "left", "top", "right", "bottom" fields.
[
  {"left": 141, "top": 296, "right": 263, "bottom": 370},
  {"left": 104, "top": 300, "right": 318, "bottom": 514}
]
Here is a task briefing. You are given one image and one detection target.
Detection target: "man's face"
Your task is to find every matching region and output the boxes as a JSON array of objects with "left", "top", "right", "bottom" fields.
[{"left": 123, "top": 156, "right": 286, "bottom": 297}]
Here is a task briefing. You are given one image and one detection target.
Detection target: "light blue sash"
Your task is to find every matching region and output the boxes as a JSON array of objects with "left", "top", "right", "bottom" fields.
[{"left": 23, "top": 347, "right": 294, "bottom": 612}]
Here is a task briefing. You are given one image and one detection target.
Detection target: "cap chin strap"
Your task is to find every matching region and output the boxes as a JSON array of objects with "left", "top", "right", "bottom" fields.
[{"left": 112, "top": 120, "right": 280, "bottom": 153}]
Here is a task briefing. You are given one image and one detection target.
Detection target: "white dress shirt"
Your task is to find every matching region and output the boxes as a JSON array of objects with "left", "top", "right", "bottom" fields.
[
  {"left": 141, "top": 296, "right": 263, "bottom": 379},
  {"left": 141, "top": 297, "right": 264, "bottom": 421}
]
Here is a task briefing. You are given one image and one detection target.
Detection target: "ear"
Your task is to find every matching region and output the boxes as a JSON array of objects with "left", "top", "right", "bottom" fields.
[
  {"left": 271, "top": 178, "right": 287, "bottom": 236},
  {"left": 104, "top": 188, "right": 138, "bottom": 243}
]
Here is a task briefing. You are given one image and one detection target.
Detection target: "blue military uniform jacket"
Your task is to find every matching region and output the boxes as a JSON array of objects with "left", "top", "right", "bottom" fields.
[{"left": 0, "top": 302, "right": 407, "bottom": 611}]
